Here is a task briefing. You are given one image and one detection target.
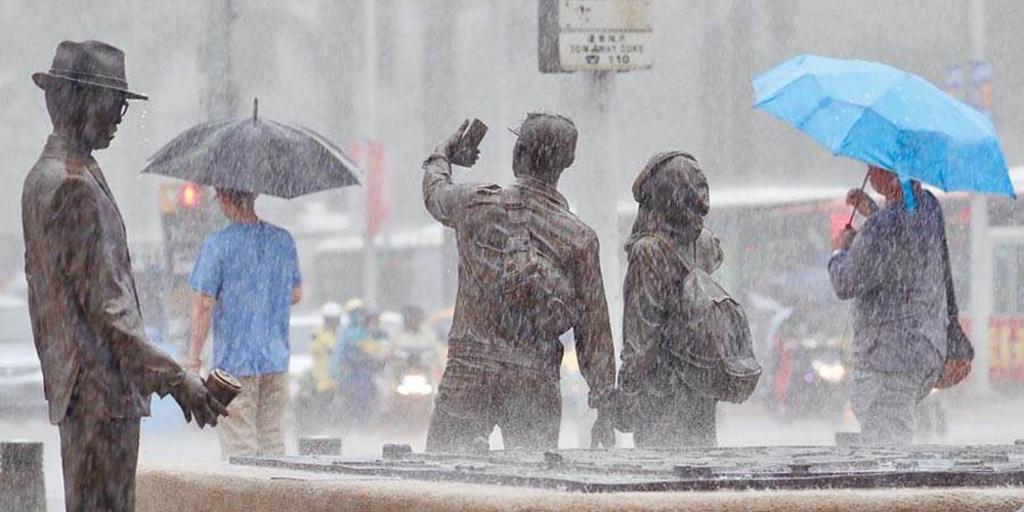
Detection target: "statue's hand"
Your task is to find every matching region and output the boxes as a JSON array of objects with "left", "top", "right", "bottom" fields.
[
  {"left": 433, "top": 120, "right": 480, "bottom": 168},
  {"left": 171, "top": 371, "right": 228, "bottom": 428}
]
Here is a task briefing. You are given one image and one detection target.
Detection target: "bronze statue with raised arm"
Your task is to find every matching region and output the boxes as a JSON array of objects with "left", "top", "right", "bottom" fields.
[{"left": 422, "top": 114, "right": 616, "bottom": 451}]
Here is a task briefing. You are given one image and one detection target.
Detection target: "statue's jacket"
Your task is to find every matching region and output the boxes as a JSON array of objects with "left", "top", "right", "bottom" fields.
[
  {"left": 22, "top": 134, "right": 183, "bottom": 424},
  {"left": 422, "top": 155, "right": 615, "bottom": 408}
]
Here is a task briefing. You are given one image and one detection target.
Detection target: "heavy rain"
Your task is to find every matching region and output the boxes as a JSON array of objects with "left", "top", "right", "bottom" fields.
[{"left": 2, "top": 1, "right": 1024, "bottom": 511}]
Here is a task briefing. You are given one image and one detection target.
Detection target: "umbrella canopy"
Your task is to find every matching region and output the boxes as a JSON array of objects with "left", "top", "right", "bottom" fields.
[
  {"left": 142, "top": 101, "right": 361, "bottom": 198},
  {"left": 754, "top": 54, "right": 1014, "bottom": 198}
]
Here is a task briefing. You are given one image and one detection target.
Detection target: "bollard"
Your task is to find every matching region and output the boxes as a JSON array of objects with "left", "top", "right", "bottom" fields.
[
  {"left": 543, "top": 451, "right": 563, "bottom": 468},
  {"left": 382, "top": 444, "right": 413, "bottom": 460},
  {"left": 788, "top": 462, "right": 812, "bottom": 476},
  {"left": 298, "top": 436, "right": 342, "bottom": 456},
  {"left": 1, "top": 440, "right": 46, "bottom": 512}
]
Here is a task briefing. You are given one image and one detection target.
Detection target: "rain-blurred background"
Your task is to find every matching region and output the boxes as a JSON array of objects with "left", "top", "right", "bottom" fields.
[{"left": 2, "top": 1, "right": 1024, "bottom": 508}]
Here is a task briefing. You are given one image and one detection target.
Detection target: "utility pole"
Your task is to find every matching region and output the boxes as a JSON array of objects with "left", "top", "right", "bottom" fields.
[
  {"left": 205, "top": 0, "right": 238, "bottom": 120},
  {"left": 362, "top": 0, "right": 379, "bottom": 308},
  {"left": 576, "top": 70, "right": 622, "bottom": 351},
  {"left": 161, "top": 0, "right": 236, "bottom": 353},
  {"left": 968, "top": 0, "right": 992, "bottom": 395}
]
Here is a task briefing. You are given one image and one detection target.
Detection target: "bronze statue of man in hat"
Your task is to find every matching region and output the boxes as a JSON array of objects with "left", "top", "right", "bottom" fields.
[{"left": 21, "top": 40, "right": 226, "bottom": 511}]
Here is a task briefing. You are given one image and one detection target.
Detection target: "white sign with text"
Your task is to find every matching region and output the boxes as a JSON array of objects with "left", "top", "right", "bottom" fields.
[{"left": 556, "top": 0, "right": 653, "bottom": 71}]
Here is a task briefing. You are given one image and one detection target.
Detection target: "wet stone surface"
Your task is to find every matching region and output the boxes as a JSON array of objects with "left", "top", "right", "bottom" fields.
[{"left": 232, "top": 444, "right": 1024, "bottom": 493}]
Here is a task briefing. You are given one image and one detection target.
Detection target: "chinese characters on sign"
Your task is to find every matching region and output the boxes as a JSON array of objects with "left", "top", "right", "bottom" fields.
[{"left": 539, "top": 0, "right": 653, "bottom": 73}]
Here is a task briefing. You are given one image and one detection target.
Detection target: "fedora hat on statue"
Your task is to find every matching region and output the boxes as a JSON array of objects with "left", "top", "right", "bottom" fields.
[{"left": 32, "top": 40, "right": 148, "bottom": 100}]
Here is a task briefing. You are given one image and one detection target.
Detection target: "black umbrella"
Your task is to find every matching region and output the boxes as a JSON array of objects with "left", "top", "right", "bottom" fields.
[{"left": 142, "top": 99, "right": 361, "bottom": 198}]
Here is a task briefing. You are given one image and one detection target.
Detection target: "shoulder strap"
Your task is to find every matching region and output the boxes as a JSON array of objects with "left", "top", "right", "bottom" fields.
[
  {"left": 503, "top": 185, "right": 530, "bottom": 247},
  {"left": 938, "top": 210, "right": 958, "bottom": 317},
  {"left": 645, "top": 232, "right": 697, "bottom": 274}
]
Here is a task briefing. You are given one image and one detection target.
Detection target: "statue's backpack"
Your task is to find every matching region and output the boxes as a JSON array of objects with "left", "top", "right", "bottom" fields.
[
  {"left": 468, "top": 185, "right": 577, "bottom": 341},
  {"left": 656, "top": 234, "right": 762, "bottom": 403}
]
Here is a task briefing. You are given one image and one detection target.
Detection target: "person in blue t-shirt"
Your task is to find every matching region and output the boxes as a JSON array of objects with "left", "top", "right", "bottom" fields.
[{"left": 185, "top": 187, "right": 302, "bottom": 458}]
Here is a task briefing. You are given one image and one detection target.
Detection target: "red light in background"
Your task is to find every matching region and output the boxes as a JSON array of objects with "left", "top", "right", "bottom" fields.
[
  {"left": 180, "top": 184, "right": 200, "bottom": 209},
  {"left": 829, "top": 210, "right": 848, "bottom": 242}
]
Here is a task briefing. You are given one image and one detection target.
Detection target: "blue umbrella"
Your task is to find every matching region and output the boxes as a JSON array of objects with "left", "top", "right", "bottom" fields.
[{"left": 753, "top": 54, "right": 1014, "bottom": 201}]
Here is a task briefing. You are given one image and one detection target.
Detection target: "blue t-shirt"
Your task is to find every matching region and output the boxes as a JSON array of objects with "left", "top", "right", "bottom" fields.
[{"left": 189, "top": 221, "right": 301, "bottom": 376}]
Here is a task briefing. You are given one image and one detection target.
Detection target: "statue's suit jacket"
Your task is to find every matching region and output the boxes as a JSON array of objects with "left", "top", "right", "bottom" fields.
[{"left": 22, "top": 134, "right": 183, "bottom": 424}]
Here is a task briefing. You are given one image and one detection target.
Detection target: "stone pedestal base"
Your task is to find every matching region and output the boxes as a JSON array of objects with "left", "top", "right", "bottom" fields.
[{"left": 137, "top": 463, "right": 1024, "bottom": 512}]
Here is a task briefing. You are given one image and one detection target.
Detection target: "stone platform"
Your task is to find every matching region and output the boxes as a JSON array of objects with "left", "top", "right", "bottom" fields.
[
  {"left": 135, "top": 445, "right": 1024, "bottom": 512},
  {"left": 233, "top": 444, "right": 1024, "bottom": 492}
]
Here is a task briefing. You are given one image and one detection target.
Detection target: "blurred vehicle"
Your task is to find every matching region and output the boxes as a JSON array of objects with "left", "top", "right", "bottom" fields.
[
  {"left": 766, "top": 289, "right": 850, "bottom": 423},
  {"left": 0, "top": 294, "right": 45, "bottom": 419},
  {"left": 425, "top": 306, "right": 454, "bottom": 341},
  {"left": 289, "top": 311, "right": 332, "bottom": 436},
  {"left": 288, "top": 311, "right": 323, "bottom": 404},
  {"left": 289, "top": 311, "right": 322, "bottom": 356},
  {"left": 376, "top": 344, "right": 439, "bottom": 433}
]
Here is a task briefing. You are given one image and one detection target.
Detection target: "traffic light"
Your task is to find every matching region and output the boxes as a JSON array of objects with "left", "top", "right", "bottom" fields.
[
  {"left": 158, "top": 182, "right": 219, "bottom": 276},
  {"left": 159, "top": 182, "right": 206, "bottom": 215},
  {"left": 180, "top": 183, "right": 201, "bottom": 209},
  {"left": 158, "top": 182, "right": 222, "bottom": 348}
]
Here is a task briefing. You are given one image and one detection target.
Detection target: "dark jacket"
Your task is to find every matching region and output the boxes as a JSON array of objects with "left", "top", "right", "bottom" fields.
[
  {"left": 422, "top": 155, "right": 615, "bottom": 408},
  {"left": 828, "top": 189, "right": 947, "bottom": 373},
  {"left": 22, "top": 134, "right": 184, "bottom": 424}
]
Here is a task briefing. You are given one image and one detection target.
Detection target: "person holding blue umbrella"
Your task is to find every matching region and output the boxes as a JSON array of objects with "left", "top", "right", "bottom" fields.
[
  {"left": 753, "top": 54, "right": 1012, "bottom": 444},
  {"left": 830, "top": 164, "right": 949, "bottom": 445}
]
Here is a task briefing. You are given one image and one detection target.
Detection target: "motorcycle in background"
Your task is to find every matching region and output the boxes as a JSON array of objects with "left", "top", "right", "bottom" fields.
[
  {"left": 376, "top": 345, "right": 441, "bottom": 433},
  {"left": 768, "top": 304, "right": 850, "bottom": 423}
]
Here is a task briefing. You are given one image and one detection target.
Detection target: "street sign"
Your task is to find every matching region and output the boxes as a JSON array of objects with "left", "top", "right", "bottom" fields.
[
  {"left": 539, "top": 0, "right": 653, "bottom": 73},
  {"left": 945, "top": 64, "right": 966, "bottom": 102},
  {"left": 971, "top": 60, "right": 994, "bottom": 119},
  {"left": 945, "top": 60, "right": 993, "bottom": 120},
  {"left": 348, "top": 140, "right": 393, "bottom": 237}
]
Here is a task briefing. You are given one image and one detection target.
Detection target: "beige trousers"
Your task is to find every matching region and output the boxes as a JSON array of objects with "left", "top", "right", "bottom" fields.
[{"left": 219, "top": 372, "right": 289, "bottom": 459}]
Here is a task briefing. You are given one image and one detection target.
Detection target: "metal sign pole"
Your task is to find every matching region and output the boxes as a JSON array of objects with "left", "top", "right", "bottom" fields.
[
  {"left": 581, "top": 70, "right": 622, "bottom": 352},
  {"left": 538, "top": 0, "right": 651, "bottom": 360},
  {"left": 362, "top": 0, "right": 379, "bottom": 308},
  {"left": 968, "top": 0, "right": 992, "bottom": 395}
]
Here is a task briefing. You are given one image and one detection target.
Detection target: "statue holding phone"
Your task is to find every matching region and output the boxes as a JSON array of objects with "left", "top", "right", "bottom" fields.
[{"left": 421, "top": 114, "right": 617, "bottom": 451}]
